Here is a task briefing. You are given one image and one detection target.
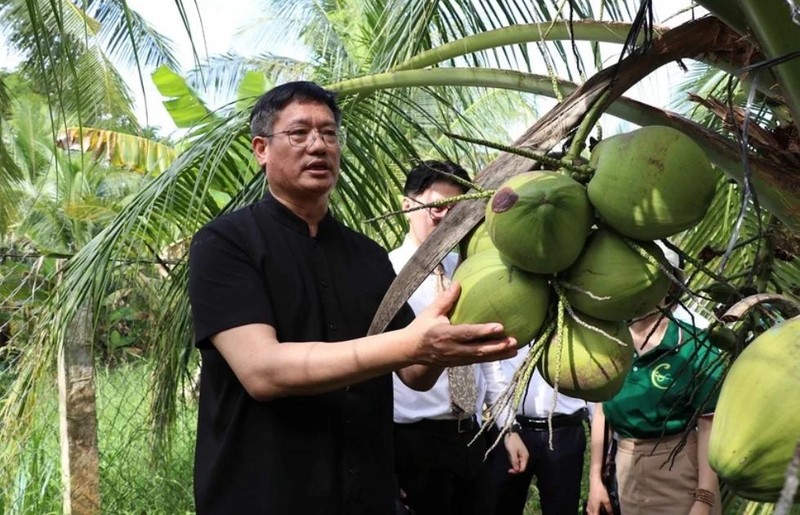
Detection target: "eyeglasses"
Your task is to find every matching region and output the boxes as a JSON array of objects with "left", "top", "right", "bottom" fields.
[
  {"left": 264, "top": 127, "right": 345, "bottom": 147},
  {"left": 407, "top": 196, "right": 454, "bottom": 220}
]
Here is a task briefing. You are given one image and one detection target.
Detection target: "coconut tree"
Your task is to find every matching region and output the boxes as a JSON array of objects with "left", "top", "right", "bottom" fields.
[
  {"left": 0, "top": 4, "right": 187, "bottom": 510},
  {"left": 0, "top": 0, "right": 178, "bottom": 124},
  {"left": 2, "top": 0, "right": 800, "bottom": 512},
  {"left": 0, "top": 69, "right": 164, "bottom": 368}
]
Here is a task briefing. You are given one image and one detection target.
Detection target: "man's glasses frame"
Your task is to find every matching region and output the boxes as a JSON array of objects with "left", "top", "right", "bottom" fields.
[{"left": 264, "top": 126, "right": 345, "bottom": 147}]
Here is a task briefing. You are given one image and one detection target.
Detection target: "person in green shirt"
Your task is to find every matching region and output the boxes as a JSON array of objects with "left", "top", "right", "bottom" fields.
[{"left": 585, "top": 247, "right": 725, "bottom": 515}]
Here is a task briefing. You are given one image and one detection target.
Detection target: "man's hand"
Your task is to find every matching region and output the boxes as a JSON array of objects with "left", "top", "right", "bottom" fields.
[
  {"left": 396, "top": 280, "right": 517, "bottom": 391},
  {"left": 585, "top": 478, "right": 612, "bottom": 515},
  {"left": 503, "top": 431, "right": 529, "bottom": 474},
  {"left": 406, "top": 281, "right": 518, "bottom": 366}
]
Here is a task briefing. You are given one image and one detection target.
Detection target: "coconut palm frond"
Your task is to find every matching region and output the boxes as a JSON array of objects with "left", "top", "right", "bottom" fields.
[
  {"left": 263, "top": 0, "right": 360, "bottom": 81},
  {"left": 151, "top": 65, "right": 216, "bottom": 130},
  {"left": 2, "top": 90, "right": 60, "bottom": 241},
  {"left": 184, "top": 53, "right": 313, "bottom": 111},
  {"left": 674, "top": 175, "right": 800, "bottom": 321},
  {"left": 85, "top": 0, "right": 179, "bottom": 70},
  {"left": 56, "top": 126, "right": 178, "bottom": 175},
  {"left": 0, "top": 151, "right": 21, "bottom": 234},
  {"left": 186, "top": 54, "right": 257, "bottom": 104},
  {"left": 55, "top": 48, "right": 138, "bottom": 126},
  {"left": 2, "top": 0, "right": 173, "bottom": 128},
  {"left": 1, "top": 0, "right": 101, "bottom": 54},
  {"left": 0, "top": 76, "right": 25, "bottom": 233}
]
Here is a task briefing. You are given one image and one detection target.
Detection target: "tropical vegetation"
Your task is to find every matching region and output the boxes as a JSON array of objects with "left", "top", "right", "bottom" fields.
[{"left": 0, "top": 0, "right": 799, "bottom": 513}]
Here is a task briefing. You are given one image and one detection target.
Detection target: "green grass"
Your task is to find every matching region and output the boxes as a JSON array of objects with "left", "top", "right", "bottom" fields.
[
  {"left": 96, "top": 361, "right": 196, "bottom": 514},
  {"left": 0, "top": 360, "right": 197, "bottom": 514}
]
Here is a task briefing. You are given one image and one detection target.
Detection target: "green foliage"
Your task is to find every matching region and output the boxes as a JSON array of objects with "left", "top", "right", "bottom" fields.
[
  {"left": 152, "top": 65, "right": 214, "bottom": 129},
  {"left": 1, "top": 2, "right": 799, "bottom": 514},
  {"left": 0, "top": 362, "right": 196, "bottom": 514}
]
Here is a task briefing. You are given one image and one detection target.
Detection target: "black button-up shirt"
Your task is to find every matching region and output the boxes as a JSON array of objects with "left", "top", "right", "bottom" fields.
[{"left": 189, "top": 192, "right": 414, "bottom": 514}]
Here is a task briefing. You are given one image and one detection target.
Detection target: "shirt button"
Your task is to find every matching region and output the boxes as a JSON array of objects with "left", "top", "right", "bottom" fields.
[
  {"left": 347, "top": 467, "right": 355, "bottom": 475},
  {"left": 321, "top": 281, "right": 329, "bottom": 288},
  {"left": 329, "top": 323, "right": 337, "bottom": 331}
]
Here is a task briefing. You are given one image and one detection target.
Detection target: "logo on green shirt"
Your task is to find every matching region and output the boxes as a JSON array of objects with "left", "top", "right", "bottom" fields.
[{"left": 651, "top": 363, "right": 672, "bottom": 390}]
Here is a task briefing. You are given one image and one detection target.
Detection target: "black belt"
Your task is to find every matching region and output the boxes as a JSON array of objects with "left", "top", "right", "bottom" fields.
[
  {"left": 516, "top": 408, "right": 588, "bottom": 431},
  {"left": 401, "top": 416, "right": 478, "bottom": 434}
]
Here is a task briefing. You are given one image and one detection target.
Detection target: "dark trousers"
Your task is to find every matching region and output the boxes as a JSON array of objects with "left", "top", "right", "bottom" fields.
[
  {"left": 394, "top": 419, "right": 493, "bottom": 515},
  {"left": 489, "top": 418, "right": 587, "bottom": 515}
]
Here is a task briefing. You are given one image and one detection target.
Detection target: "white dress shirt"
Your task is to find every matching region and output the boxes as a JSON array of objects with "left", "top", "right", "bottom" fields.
[
  {"left": 498, "top": 344, "right": 591, "bottom": 419},
  {"left": 389, "top": 236, "right": 510, "bottom": 425}
]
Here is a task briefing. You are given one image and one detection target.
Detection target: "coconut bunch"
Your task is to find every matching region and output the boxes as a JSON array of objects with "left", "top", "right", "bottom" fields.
[{"left": 451, "top": 125, "right": 717, "bottom": 428}]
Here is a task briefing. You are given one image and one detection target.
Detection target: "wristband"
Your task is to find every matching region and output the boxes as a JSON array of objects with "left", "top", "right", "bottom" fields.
[
  {"left": 693, "top": 488, "right": 715, "bottom": 506},
  {"left": 506, "top": 422, "right": 522, "bottom": 434}
]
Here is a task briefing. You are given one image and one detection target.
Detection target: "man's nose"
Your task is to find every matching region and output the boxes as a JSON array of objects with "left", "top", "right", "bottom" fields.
[{"left": 306, "top": 130, "right": 327, "bottom": 151}]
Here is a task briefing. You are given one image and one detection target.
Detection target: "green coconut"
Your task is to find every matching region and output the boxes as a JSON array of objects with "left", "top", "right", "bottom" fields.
[
  {"left": 562, "top": 229, "right": 671, "bottom": 321},
  {"left": 587, "top": 125, "right": 717, "bottom": 240},
  {"left": 459, "top": 221, "right": 495, "bottom": 260},
  {"left": 485, "top": 171, "right": 593, "bottom": 274},
  {"left": 538, "top": 312, "right": 634, "bottom": 402},
  {"left": 709, "top": 316, "right": 800, "bottom": 503},
  {"left": 706, "top": 324, "right": 741, "bottom": 354},
  {"left": 450, "top": 249, "right": 551, "bottom": 348}
]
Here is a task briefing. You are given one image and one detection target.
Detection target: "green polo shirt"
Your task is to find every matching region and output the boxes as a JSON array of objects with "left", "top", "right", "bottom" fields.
[{"left": 603, "top": 320, "right": 726, "bottom": 439}]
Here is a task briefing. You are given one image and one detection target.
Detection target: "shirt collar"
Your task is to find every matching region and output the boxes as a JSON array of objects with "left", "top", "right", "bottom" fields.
[
  {"left": 635, "top": 319, "right": 682, "bottom": 363},
  {"left": 262, "top": 190, "right": 336, "bottom": 237}
]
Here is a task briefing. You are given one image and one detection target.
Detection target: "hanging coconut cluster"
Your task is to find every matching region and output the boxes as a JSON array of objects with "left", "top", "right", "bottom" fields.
[{"left": 450, "top": 125, "right": 717, "bottom": 403}]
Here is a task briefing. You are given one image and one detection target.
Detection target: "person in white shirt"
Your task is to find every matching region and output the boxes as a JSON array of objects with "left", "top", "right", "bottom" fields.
[
  {"left": 488, "top": 345, "right": 591, "bottom": 515},
  {"left": 390, "top": 160, "right": 528, "bottom": 515}
]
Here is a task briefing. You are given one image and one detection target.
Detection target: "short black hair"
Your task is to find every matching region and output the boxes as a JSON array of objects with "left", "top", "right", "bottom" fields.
[
  {"left": 403, "top": 160, "right": 471, "bottom": 197},
  {"left": 249, "top": 81, "right": 341, "bottom": 139}
]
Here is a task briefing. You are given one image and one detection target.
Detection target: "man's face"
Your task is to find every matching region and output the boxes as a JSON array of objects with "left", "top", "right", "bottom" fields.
[
  {"left": 252, "top": 100, "right": 341, "bottom": 202},
  {"left": 403, "top": 180, "right": 464, "bottom": 246}
]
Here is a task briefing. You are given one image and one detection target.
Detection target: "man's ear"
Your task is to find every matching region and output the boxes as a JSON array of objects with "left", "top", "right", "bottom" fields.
[
  {"left": 401, "top": 196, "right": 411, "bottom": 212},
  {"left": 252, "top": 136, "right": 269, "bottom": 167}
]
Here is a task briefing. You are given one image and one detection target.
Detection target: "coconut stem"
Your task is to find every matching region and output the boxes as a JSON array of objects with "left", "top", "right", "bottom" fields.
[
  {"left": 557, "top": 280, "right": 612, "bottom": 301},
  {"left": 554, "top": 282, "right": 629, "bottom": 347},
  {"left": 477, "top": 324, "right": 552, "bottom": 456},
  {"left": 564, "top": 90, "right": 611, "bottom": 165},
  {"left": 364, "top": 191, "right": 494, "bottom": 223},
  {"left": 444, "top": 131, "right": 594, "bottom": 177},
  {"left": 547, "top": 296, "right": 568, "bottom": 450}
]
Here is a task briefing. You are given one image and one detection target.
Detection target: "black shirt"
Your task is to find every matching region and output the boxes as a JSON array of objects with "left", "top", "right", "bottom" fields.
[{"left": 188, "top": 191, "right": 414, "bottom": 515}]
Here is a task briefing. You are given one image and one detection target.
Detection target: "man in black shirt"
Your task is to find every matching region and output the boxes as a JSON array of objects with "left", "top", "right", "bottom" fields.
[{"left": 188, "top": 81, "right": 518, "bottom": 515}]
